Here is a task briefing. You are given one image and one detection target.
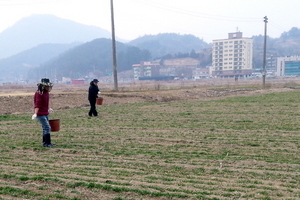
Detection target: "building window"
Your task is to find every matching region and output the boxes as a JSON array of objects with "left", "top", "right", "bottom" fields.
[{"left": 285, "top": 61, "right": 300, "bottom": 76}]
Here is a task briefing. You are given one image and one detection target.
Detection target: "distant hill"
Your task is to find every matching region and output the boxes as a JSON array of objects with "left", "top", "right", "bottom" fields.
[
  {"left": 128, "top": 33, "right": 211, "bottom": 59},
  {"left": 272, "top": 27, "right": 300, "bottom": 56},
  {"left": 27, "top": 38, "right": 151, "bottom": 80},
  {"left": 0, "top": 14, "right": 125, "bottom": 59},
  {"left": 30, "top": 34, "right": 212, "bottom": 81},
  {"left": 252, "top": 27, "right": 300, "bottom": 69},
  {"left": 2, "top": 27, "right": 300, "bottom": 83},
  {"left": 0, "top": 43, "right": 80, "bottom": 81}
]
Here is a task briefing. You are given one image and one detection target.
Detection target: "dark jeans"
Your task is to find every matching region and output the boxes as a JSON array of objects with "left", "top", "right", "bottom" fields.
[{"left": 89, "top": 99, "right": 98, "bottom": 116}]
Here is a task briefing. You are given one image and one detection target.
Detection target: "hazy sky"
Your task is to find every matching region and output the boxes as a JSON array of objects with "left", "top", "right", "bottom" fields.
[{"left": 0, "top": 0, "right": 299, "bottom": 43}]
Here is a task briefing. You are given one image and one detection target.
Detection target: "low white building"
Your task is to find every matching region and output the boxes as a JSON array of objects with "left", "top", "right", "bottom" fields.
[
  {"left": 193, "top": 66, "right": 210, "bottom": 79},
  {"left": 276, "top": 56, "right": 300, "bottom": 76},
  {"left": 133, "top": 61, "right": 160, "bottom": 80}
]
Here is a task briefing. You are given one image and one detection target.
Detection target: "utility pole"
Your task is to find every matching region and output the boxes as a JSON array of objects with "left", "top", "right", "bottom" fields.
[
  {"left": 262, "top": 16, "right": 268, "bottom": 87},
  {"left": 110, "top": 0, "right": 118, "bottom": 91}
]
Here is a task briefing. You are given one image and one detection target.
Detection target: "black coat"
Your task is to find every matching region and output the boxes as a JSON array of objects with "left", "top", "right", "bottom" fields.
[{"left": 88, "top": 81, "right": 99, "bottom": 101}]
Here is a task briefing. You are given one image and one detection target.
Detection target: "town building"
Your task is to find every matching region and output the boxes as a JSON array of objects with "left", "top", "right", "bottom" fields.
[
  {"left": 192, "top": 66, "right": 210, "bottom": 79},
  {"left": 276, "top": 56, "right": 300, "bottom": 76},
  {"left": 132, "top": 58, "right": 200, "bottom": 80},
  {"left": 71, "top": 79, "right": 85, "bottom": 84},
  {"left": 133, "top": 61, "right": 160, "bottom": 80},
  {"left": 161, "top": 58, "right": 199, "bottom": 79},
  {"left": 211, "top": 31, "right": 253, "bottom": 78}
]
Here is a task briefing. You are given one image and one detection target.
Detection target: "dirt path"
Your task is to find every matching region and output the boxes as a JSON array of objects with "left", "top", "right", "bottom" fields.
[{"left": 0, "top": 82, "right": 293, "bottom": 115}]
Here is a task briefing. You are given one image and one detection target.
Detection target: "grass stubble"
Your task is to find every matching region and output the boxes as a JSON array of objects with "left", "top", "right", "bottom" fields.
[{"left": 1, "top": 87, "right": 300, "bottom": 199}]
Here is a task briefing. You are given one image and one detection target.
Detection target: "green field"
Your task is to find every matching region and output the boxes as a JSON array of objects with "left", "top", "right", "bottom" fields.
[{"left": 1, "top": 89, "right": 300, "bottom": 199}]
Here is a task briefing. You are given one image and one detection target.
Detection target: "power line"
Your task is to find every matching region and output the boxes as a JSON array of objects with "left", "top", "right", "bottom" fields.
[
  {"left": 0, "top": 0, "right": 70, "bottom": 6},
  {"left": 132, "top": 0, "right": 261, "bottom": 22},
  {"left": 268, "top": 20, "right": 290, "bottom": 33}
]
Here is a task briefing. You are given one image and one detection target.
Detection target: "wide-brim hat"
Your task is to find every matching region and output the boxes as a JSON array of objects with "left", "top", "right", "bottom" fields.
[{"left": 37, "top": 78, "right": 53, "bottom": 87}]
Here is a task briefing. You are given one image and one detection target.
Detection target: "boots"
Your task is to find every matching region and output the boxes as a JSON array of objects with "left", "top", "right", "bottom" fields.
[
  {"left": 43, "top": 134, "right": 55, "bottom": 148},
  {"left": 43, "top": 135, "right": 47, "bottom": 147}
]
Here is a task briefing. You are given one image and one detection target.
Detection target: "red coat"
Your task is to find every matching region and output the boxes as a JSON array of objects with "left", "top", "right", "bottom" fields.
[{"left": 34, "top": 91, "right": 49, "bottom": 116}]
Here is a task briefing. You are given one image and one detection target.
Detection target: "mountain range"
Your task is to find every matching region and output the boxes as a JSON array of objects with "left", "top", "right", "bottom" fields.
[
  {"left": 0, "top": 14, "right": 210, "bottom": 82},
  {"left": 128, "top": 33, "right": 210, "bottom": 59},
  {"left": 0, "top": 43, "right": 80, "bottom": 80},
  {"left": 0, "top": 14, "right": 300, "bottom": 83},
  {"left": 0, "top": 14, "right": 124, "bottom": 60},
  {"left": 30, "top": 38, "right": 151, "bottom": 81}
]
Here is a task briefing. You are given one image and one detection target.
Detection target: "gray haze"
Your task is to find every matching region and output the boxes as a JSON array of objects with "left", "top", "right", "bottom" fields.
[{"left": 0, "top": 14, "right": 125, "bottom": 59}]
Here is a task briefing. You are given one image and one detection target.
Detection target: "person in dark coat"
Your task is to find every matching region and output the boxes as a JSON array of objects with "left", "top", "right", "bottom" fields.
[{"left": 88, "top": 79, "right": 100, "bottom": 116}]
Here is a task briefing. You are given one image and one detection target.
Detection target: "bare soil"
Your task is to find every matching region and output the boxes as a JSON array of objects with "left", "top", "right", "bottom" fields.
[{"left": 0, "top": 78, "right": 296, "bottom": 115}]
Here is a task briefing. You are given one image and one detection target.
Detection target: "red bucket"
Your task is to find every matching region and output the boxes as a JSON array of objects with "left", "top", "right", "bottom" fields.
[
  {"left": 96, "top": 97, "right": 103, "bottom": 105},
  {"left": 49, "top": 119, "right": 60, "bottom": 132}
]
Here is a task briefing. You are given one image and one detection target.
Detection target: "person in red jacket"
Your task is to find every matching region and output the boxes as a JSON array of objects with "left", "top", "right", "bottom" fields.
[{"left": 32, "top": 78, "right": 55, "bottom": 147}]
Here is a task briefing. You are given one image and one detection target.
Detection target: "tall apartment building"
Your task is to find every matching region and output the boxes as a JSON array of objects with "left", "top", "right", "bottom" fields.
[{"left": 211, "top": 32, "right": 253, "bottom": 78}]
